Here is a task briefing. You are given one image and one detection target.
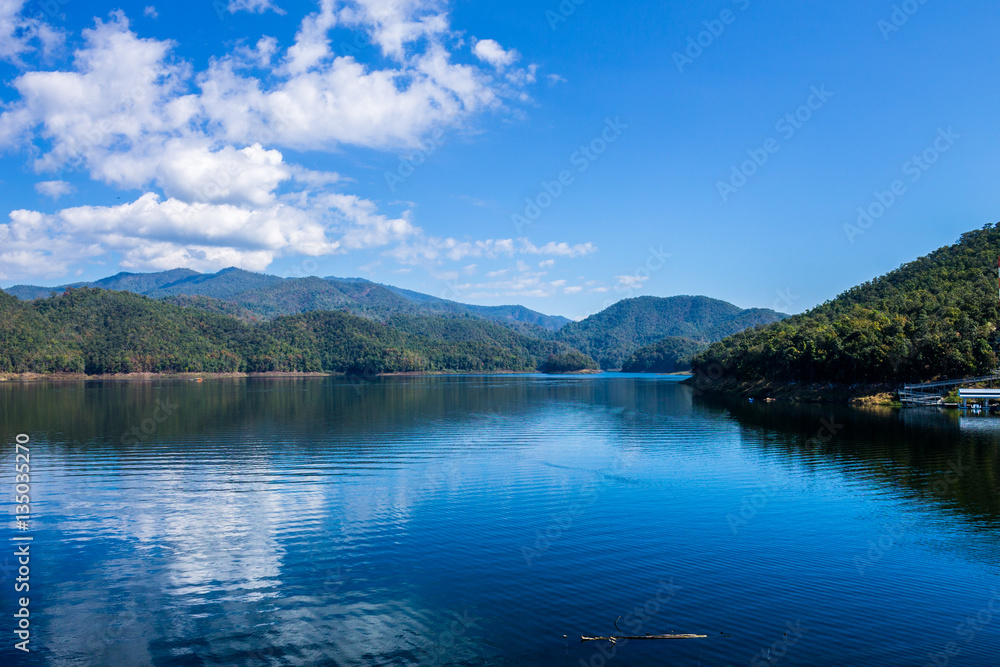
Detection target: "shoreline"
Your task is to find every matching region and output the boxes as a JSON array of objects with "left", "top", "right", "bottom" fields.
[
  {"left": 0, "top": 369, "right": 566, "bottom": 383},
  {"left": 0, "top": 371, "right": 339, "bottom": 383},
  {"left": 0, "top": 368, "right": 681, "bottom": 383},
  {"left": 686, "top": 376, "right": 899, "bottom": 406}
]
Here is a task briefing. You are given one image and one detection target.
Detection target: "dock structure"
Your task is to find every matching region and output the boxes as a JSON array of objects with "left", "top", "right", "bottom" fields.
[
  {"left": 899, "top": 373, "right": 1000, "bottom": 407},
  {"left": 958, "top": 388, "right": 1000, "bottom": 409}
]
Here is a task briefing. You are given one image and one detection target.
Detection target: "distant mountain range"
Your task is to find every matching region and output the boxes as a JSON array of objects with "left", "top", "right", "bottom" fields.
[
  {"left": 4, "top": 268, "right": 572, "bottom": 332},
  {"left": 3, "top": 268, "right": 788, "bottom": 374}
]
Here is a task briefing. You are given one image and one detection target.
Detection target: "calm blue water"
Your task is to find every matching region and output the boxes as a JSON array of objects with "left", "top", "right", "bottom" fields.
[{"left": 2, "top": 374, "right": 1000, "bottom": 666}]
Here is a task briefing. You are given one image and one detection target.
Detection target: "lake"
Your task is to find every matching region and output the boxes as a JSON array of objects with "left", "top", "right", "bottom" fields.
[{"left": 2, "top": 374, "right": 1000, "bottom": 666}]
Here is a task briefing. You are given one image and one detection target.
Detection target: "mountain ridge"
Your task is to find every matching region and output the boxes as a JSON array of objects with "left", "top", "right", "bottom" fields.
[
  {"left": 554, "top": 295, "right": 787, "bottom": 369},
  {"left": 4, "top": 269, "right": 786, "bottom": 373},
  {"left": 4, "top": 268, "right": 572, "bottom": 332},
  {"left": 690, "top": 223, "right": 1000, "bottom": 394}
]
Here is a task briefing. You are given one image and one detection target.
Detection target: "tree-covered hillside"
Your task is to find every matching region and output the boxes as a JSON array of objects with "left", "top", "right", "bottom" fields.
[
  {"left": 539, "top": 351, "right": 601, "bottom": 373},
  {"left": 692, "top": 224, "right": 1000, "bottom": 388},
  {"left": 4, "top": 268, "right": 570, "bottom": 331},
  {"left": 621, "top": 337, "right": 708, "bottom": 373},
  {"left": 0, "top": 288, "right": 594, "bottom": 376},
  {"left": 555, "top": 295, "right": 786, "bottom": 369}
]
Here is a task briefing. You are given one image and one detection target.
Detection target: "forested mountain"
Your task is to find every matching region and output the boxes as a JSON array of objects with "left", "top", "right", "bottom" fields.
[
  {"left": 621, "top": 337, "right": 708, "bottom": 373},
  {"left": 691, "top": 224, "right": 1000, "bottom": 389},
  {"left": 555, "top": 296, "right": 786, "bottom": 369},
  {"left": 4, "top": 268, "right": 570, "bottom": 331},
  {"left": 539, "top": 351, "right": 601, "bottom": 373},
  {"left": 2, "top": 271, "right": 790, "bottom": 377},
  {"left": 0, "top": 288, "right": 584, "bottom": 376}
]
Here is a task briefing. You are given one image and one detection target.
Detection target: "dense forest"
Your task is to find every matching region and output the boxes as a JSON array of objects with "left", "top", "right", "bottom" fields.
[
  {"left": 0, "top": 288, "right": 588, "bottom": 376},
  {"left": 621, "top": 337, "right": 707, "bottom": 373},
  {"left": 538, "top": 351, "right": 601, "bottom": 373},
  {"left": 691, "top": 224, "right": 1000, "bottom": 388},
  {"left": 554, "top": 295, "right": 786, "bottom": 369},
  {"left": 4, "top": 270, "right": 789, "bottom": 376}
]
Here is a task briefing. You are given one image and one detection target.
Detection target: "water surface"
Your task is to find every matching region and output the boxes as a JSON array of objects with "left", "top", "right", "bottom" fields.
[{"left": 2, "top": 375, "right": 999, "bottom": 665}]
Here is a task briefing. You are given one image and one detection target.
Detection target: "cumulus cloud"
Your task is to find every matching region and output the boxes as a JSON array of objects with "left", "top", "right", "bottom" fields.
[
  {"left": 155, "top": 142, "right": 291, "bottom": 206},
  {"left": 0, "top": 0, "right": 63, "bottom": 65},
  {"left": 472, "top": 39, "right": 518, "bottom": 69},
  {"left": 520, "top": 240, "right": 597, "bottom": 257},
  {"left": 0, "top": 12, "right": 193, "bottom": 185},
  {"left": 0, "top": 1, "right": 597, "bottom": 285},
  {"left": 615, "top": 274, "right": 649, "bottom": 288},
  {"left": 338, "top": 0, "right": 450, "bottom": 62},
  {"left": 388, "top": 237, "right": 514, "bottom": 264},
  {"left": 34, "top": 180, "right": 74, "bottom": 199},
  {"left": 0, "top": 6, "right": 532, "bottom": 175},
  {"left": 1, "top": 193, "right": 335, "bottom": 274},
  {"left": 226, "top": 0, "right": 285, "bottom": 15}
]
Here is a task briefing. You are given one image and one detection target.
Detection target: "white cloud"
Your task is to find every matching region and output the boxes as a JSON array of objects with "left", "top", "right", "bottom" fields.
[
  {"left": 388, "top": 237, "right": 508, "bottom": 264},
  {"left": 615, "top": 274, "right": 649, "bottom": 288},
  {"left": 24, "top": 192, "right": 333, "bottom": 265},
  {"left": 472, "top": 38, "right": 518, "bottom": 69},
  {"left": 319, "top": 192, "right": 418, "bottom": 250},
  {"left": 0, "top": 185, "right": 444, "bottom": 280},
  {"left": 431, "top": 253, "right": 592, "bottom": 299},
  {"left": 34, "top": 180, "right": 74, "bottom": 199},
  {"left": 227, "top": 0, "right": 285, "bottom": 15},
  {"left": 338, "top": 0, "right": 450, "bottom": 62},
  {"left": 0, "top": 0, "right": 63, "bottom": 65},
  {"left": 520, "top": 240, "right": 597, "bottom": 257},
  {"left": 389, "top": 236, "right": 597, "bottom": 265},
  {"left": 444, "top": 272, "right": 581, "bottom": 300},
  {"left": 0, "top": 13, "right": 194, "bottom": 185},
  {"left": 143, "top": 6, "right": 158, "bottom": 19},
  {"left": 1, "top": 6, "right": 535, "bottom": 172},
  {"left": 0, "top": 2, "right": 584, "bottom": 283},
  {"left": 155, "top": 142, "right": 291, "bottom": 206}
]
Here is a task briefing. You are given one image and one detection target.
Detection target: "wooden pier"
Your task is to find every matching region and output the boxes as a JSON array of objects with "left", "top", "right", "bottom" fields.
[{"left": 899, "top": 373, "right": 1000, "bottom": 407}]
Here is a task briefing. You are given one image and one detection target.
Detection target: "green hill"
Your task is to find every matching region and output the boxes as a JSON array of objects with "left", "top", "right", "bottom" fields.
[
  {"left": 621, "top": 337, "right": 708, "bottom": 373},
  {"left": 0, "top": 288, "right": 590, "bottom": 376},
  {"left": 555, "top": 295, "right": 786, "bottom": 370},
  {"left": 692, "top": 224, "right": 1000, "bottom": 391},
  {"left": 3, "top": 268, "right": 570, "bottom": 332}
]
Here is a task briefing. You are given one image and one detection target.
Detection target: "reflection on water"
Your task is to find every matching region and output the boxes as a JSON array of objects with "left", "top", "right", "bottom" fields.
[{"left": 0, "top": 375, "right": 999, "bottom": 666}]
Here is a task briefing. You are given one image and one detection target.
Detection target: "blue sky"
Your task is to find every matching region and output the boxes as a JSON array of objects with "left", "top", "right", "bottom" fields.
[{"left": 1, "top": 0, "right": 999, "bottom": 319}]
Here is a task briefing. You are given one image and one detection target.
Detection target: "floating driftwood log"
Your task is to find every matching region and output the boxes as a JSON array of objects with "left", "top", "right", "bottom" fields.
[
  {"left": 581, "top": 633, "right": 707, "bottom": 643},
  {"left": 579, "top": 617, "right": 710, "bottom": 643}
]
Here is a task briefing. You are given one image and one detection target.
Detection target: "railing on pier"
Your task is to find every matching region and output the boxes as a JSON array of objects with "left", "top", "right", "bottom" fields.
[{"left": 899, "top": 373, "right": 1000, "bottom": 407}]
